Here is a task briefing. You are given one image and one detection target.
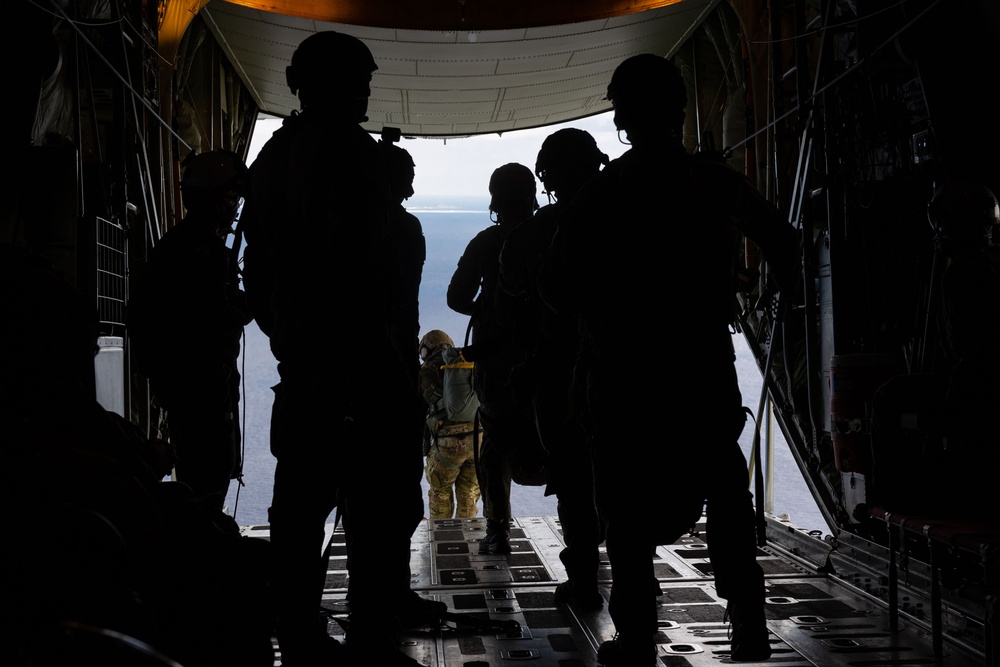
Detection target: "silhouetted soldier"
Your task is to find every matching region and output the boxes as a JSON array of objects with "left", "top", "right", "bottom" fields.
[
  {"left": 447, "top": 163, "right": 547, "bottom": 554},
  {"left": 239, "top": 31, "right": 434, "bottom": 666},
  {"left": 498, "top": 128, "right": 609, "bottom": 608},
  {"left": 418, "top": 329, "right": 482, "bottom": 519},
  {"left": 3, "top": 244, "right": 274, "bottom": 667},
  {"left": 381, "top": 138, "right": 427, "bottom": 385},
  {"left": 131, "top": 150, "right": 251, "bottom": 512},
  {"left": 3, "top": 245, "right": 162, "bottom": 662},
  {"left": 539, "top": 54, "right": 798, "bottom": 665},
  {"left": 380, "top": 139, "right": 430, "bottom": 527}
]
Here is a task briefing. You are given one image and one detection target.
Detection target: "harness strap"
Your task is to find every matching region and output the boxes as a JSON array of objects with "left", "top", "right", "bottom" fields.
[{"left": 432, "top": 426, "right": 481, "bottom": 469}]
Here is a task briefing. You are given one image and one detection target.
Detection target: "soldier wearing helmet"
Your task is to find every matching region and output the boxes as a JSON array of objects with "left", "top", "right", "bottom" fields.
[
  {"left": 418, "top": 329, "right": 454, "bottom": 361},
  {"left": 381, "top": 138, "right": 426, "bottom": 389},
  {"left": 239, "top": 31, "right": 438, "bottom": 666},
  {"left": 497, "top": 128, "right": 609, "bottom": 609},
  {"left": 501, "top": 129, "right": 608, "bottom": 299},
  {"left": 130, "top": 150, "right": 252, "bottom": 514},
  {"left": 533, "top": 127, "right": 609, "bottom": 204},
  {"left": 538, "top": 54, "right": 799, "bottom": 665},
  {"left": 180, "top": 149, "right": 248, "bottom": 225},
  {"left": 447, "top": 163, "right": 547, "bottom": 555},
  {"left": 487, "top": 162, "right": 538, "bottom": 224},
  {"left": 605, "top": 52, "right": 688, "bottom": 144},
  {"left": 448, "top": 162, "right": 539, "bottom": 338},
  {"left": 417, "top": 330, "right": 482, "bottom": 520},
  {"left": 285, "top": 30, "right": 378, "bottom": 122}
]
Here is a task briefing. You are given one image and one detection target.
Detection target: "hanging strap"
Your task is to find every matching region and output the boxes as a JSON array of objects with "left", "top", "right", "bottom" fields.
[
  {"left": 432, "top": 441, "right": 463, "bottom": 470},
  {"left": 745, "top": 405, "right": 765, "bottom": 546},
  {"left": 430, "top": 425, "right": 479, "bottom": 469},
  {"left": 471, "top": 407, "right": 482, "bottom": 478},
  {"left": 747, "top": 293, "right": 786, "bottom": 547}
]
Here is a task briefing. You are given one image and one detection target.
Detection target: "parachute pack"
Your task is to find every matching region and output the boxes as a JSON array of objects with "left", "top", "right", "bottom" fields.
[{"left": 439, "top": 346, "right": 479, "bottom": 423}]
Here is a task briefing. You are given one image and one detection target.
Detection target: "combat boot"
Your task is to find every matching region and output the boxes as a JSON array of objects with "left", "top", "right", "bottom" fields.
[
  {"left": 596, "top": 632, "right": 657, "bottom": 666},
  {"left": 552, "top": 580, "right": 604, "bottom": 609},
  {"left": 725, "top": 599, "right": 771, "bottom": 661},
  {"left": 344, "top": 611, "right": 424, "bottom": 666},
  {"left": 396, "top": 590, "right": 449, "bottom": 629},
  {"left": 478, "top": 518, "right": 512, "bottom": 555}
]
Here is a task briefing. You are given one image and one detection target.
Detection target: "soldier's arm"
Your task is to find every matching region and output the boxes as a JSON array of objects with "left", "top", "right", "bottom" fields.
[
  {"left": 734, "top": 181, "right": 800, "bottom": 295},
  {"left": 447, "top": 238, "right": 483, "bottom": 316},
  {"left": 418, "top": 363, "right": 443, "bottom": 406}
]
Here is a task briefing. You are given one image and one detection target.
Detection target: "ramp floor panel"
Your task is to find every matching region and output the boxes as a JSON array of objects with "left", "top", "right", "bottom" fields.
[{"left": 241, "top": 517, "right": 983, "bottom": 665}]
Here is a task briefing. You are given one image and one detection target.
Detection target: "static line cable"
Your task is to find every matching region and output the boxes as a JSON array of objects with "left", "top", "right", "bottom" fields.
[{"left": 748, "top": 291, "right": 786, "bottom": 547}]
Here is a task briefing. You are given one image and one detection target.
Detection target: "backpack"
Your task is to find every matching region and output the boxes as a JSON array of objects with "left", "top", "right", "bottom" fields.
[{"left": 440, "top": 346, "right": 479, "bottom": 422}]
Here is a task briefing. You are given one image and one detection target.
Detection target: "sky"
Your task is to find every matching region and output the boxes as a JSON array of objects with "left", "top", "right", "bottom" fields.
[{"left": 247, "top": 111, "right": 631, "bottom": 200}]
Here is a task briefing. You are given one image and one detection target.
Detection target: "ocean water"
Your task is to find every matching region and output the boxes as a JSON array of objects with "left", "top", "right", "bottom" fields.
[{"left": 225, "top": 196, "right": 830, "bottom": 534}]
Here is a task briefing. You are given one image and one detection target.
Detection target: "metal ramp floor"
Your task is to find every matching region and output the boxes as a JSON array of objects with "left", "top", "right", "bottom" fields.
[{"left": 239, "top": 516, "right": 983, "bottom": 665}]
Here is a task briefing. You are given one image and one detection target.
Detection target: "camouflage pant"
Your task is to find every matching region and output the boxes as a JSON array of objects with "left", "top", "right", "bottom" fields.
[{"left": 426, "top": 425, "right": 481, "bottom": 519}]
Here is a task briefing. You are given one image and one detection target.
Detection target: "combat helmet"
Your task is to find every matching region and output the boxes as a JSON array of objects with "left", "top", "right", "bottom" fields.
[
  {"left": 488, "top": 163, "right": 537, "bottom": 221},
  {"left": 286, "top": 31, "right": 377, "bottom": 107},
  {"left": 382, "top": 142, "right": 416, "bottom": 201},
  {"left": 419, "top": 330, "right": 454, "bottom": 362},
  {"left": 180, "top": 150, "right": 248, "bottom": 220},
  {"left": 534, "top": 128, "right": 608, "bottom": 197},
  {"left": 929, "top": 181, "right": 1000, "bottom": 245},
  {"left": 606, "top": 53, "right": 687, "bottom": 136}
]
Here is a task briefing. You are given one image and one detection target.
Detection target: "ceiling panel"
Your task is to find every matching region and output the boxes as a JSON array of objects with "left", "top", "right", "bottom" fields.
[{"left": 201, "top": 0, "right": 719, "bottom": 137}]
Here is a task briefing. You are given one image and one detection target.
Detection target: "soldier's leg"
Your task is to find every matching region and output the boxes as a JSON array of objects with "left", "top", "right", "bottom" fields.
[
  {"left": 476, "top": 413, "right": 512, "bottom": 519},
  {"left": 704, "top": 436, "right": 770, "bottom": 661},
  {"left": 426, "top": 438, "right": 463, "bottom": 519},
  {"left": 599, "top": 515, "right": 659, "bottom": 666},
  {"left": 167, "top": 378, "right": 239, "bottom": 512},
  {"left": 555, "top": 434, "right": 603, "bottom": 580},
  {"left": 340, "top": 393, "right": 427, "bottom": 654},
  {"left": 453, "top": 436, "right": 481, "bottom": 518},
  {"left": 267, "top": 377, "right": 342, "bottom": 665},
  {"left": 705, "top": 438, "right": 763, "bottom": 600},
  {"left": 475, "top": 408, "right": 514, "bottom": 554},
  {"left": 534, "top": 370, "right": 604, "bottom": 599}
]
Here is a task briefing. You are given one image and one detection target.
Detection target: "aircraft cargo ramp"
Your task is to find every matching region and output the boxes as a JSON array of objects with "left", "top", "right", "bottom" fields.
[{"left": 239, "top": 514, "right": 987, "bottom": 666}]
